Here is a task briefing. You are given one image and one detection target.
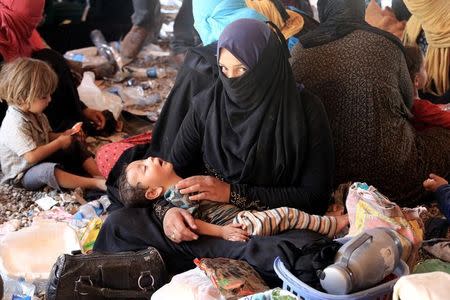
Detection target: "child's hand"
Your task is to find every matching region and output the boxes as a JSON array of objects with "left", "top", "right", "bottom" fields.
[
  {"left": 221, "top": 223, "right": 249, "bottom": 242},
  {"left": 423, "top": 173, "right": 448, "bottom": 192},
  {"left": 57, "top": 134, "right": 73, "bottom": 149},
  {"left": 63, "top": 122, "right": 83, "bottom": 136}
]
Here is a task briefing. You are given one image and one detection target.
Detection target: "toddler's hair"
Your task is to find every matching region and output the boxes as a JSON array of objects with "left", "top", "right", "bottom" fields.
[
  {"left": 0, "top": 57, "right": 58, "bottom": 107},
  {"left": 118, "top": 164, "right": 154, "bottom": 208},
  {"left": 404, "top": 46, "right": 424, "bottom": 81}
]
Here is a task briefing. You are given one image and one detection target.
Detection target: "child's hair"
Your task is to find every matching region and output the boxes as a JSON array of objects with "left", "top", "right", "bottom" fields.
[
  {"left": 0, "top": 57, "right": 58, "bottom": 107},
  {"left": 404, "top": 46, "right": 424, "bottom": 81},
  {"left": 118, "top": 165, "right": 154, "bottom": 208}
]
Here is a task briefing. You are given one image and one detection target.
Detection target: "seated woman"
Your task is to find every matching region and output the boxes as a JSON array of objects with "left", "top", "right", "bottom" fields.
[
  {"left": 291, "top": 0, "right": 450, "bottom": 206},
  {"left": 94, "top": 19, "right": 335, "bottom": 284},
  {"left": 0, "top": 0, "right": 105, "bottom": 132}
]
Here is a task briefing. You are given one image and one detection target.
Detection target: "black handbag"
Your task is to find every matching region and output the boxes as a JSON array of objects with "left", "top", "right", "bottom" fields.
[{"left": 46, "top": 247, "right": 167, "bottom": 300}]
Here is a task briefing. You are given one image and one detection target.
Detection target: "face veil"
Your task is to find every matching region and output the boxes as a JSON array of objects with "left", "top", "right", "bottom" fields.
[{"left": 202, "top": 19, "right": 307, "bottom": 185}]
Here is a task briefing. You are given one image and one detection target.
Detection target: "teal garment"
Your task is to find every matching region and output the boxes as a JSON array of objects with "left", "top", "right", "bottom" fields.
[
  {"left": 164, "top": 186, "right": 199, "bottom": 214},
  {"left": 193, "top": 0, "right": 267, "bottom": 46}
]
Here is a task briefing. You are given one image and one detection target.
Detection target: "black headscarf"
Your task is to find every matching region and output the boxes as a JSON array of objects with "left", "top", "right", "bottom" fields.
[
  {"left": 300, "top": 0, "right": 405, "bottom": 53},
  {"left": 203, "top": 19, "right": 307, "bottom": 185}
]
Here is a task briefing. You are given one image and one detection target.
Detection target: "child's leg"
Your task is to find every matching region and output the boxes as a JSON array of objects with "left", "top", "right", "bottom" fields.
[
  {"left": 82, "top": 157, "right": 103, "bottom": 178},
  {"left": 54, "top": 168, "right": 106, "bottom": 191},
  {"left": 21, "top": 162, "right": 62, "bottom": 191},
  {"left": 61, "top": 140, "right": 100, "bottom": 177},
  {"left": 233, "top": 207, "right": 348, "bottom": 238}
]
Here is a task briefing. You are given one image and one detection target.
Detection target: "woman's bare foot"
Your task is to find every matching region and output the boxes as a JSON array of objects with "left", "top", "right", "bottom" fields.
[{"left": 335, "top": 214, "right": 349, "bottom": 234}]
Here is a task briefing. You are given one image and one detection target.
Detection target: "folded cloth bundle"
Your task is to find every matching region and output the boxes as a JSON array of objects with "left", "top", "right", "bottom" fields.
[{"left": 194, "top": 257, "right": 269, "bottom": 299}]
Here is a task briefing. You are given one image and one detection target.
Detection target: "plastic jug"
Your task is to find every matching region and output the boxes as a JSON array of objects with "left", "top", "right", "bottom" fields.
[
  {"left": 77, "top": 72, "right": 122, "bottom": 119},
  {"left": 319, "top": 228, "right": 403, "bottom": 295}
]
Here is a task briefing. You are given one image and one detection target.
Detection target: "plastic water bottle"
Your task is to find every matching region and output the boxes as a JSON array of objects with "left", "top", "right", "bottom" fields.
[
  {"left": 146, "top": 67, "right": 166, "bottom": 78},
  {"left": 90, "top": 29, "right": 115, "bottom": 64},
  {"left": 2, "top": 277, "right": 35, "bottom": 300}
]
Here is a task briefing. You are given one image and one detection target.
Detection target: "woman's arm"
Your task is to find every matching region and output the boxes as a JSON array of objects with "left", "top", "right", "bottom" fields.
[
  {"left": 163, "top": 100, "right": 208, "bottom": 242},
  {"left": 169, "top": 97, "right": 207, "bottom": 177}
]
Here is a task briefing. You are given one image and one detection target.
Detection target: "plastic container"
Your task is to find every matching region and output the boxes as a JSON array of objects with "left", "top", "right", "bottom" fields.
[
  {"left": 146, "top": 67, "right": 166, "bottom": 78},
  {"left": 273, "top": 257, "right": 409, "bottom": 300},
  {"left": 2, "top": 276, "right": 35, "bottom": 300},
  {"left": 90, "top": 29, "right": 113, "bottom": 62}
]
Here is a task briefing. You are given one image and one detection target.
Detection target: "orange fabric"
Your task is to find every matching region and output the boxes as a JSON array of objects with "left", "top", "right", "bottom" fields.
[
  {"left": 0, "top": 0, "right": 46, "bottom": 61},
  {"left": 365, "top": 0, "right": 405, "bottom": 40}
]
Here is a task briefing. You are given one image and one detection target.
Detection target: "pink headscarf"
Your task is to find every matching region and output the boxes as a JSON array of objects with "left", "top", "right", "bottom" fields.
[{"left": 0, "top": 0, "right": 46, "bottom": 62}]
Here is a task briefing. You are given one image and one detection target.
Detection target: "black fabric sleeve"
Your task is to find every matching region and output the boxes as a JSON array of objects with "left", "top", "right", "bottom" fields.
[
  {"left": 230, "top": 91, "right": 334, "bottom": 215},
  {"left": 169, "top": 99, "right": 206, "bottom": 178}
]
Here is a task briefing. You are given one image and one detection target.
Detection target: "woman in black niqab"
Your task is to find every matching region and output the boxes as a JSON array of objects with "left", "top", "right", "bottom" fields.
[
  {"left": 203, "top": 18, "right": 306, "bottom": 185},
  {"left": 171, "top": 19, "right": 334, "bottom": 214}
]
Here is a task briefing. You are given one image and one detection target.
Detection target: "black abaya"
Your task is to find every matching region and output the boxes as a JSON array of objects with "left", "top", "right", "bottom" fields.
[{"left": 93, "top": 206, "right": 331, "bottom": 287}]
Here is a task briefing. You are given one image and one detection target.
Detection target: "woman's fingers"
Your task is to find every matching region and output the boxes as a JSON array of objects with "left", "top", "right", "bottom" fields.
[
  {"left": 163, "top": 208, "right": 198, "bottom": 243},
  {"left": 177, "top": 176, "right": 230, "bottom": 203},
  {"left": 179, "top": 209, "right": 198, "bottom": 230},
  {"left": 176, "top": 176, "right": 205, "bottom": 190},
  {"left": 189, "top": 192, "right": 208, "bottom": 201},
  {"left": 179, "top": 183, "right": 202, "bottom": 195}
]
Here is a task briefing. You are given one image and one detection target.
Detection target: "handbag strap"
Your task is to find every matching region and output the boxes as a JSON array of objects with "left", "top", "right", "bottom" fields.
[{"left": 74, "top": 281, "right": 153, "bottom": 299}]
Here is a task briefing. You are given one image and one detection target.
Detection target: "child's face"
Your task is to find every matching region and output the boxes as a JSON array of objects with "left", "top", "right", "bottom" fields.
[
  {"left": 28, "top": 95, "right": 51, "bottom": 114},
  {"left": 415, "top": 61, "right": 428, "bottom": 90},
  {"left": 126, "top": 157, "right": 175, "bottom": 194}
]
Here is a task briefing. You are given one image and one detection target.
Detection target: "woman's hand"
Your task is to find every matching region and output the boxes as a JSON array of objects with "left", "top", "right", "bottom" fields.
[
  {"left": 82, "top": 108, "right": 106, "bottom": 130},
  {"left": 221, "top": 223, "right": 249, "bottom": 242},
  {"left": 163, "top": 207, "right": 198, "bottom": 243},
  {"left": 176, "top": 176, "right": 231, "bottom": 203}
]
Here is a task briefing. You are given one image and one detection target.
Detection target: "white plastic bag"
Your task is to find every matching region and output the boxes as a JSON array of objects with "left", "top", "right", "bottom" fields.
[
  {"left": 151, "top": 267, "right": 224, "bottom": 300},
  {"left": 77, "top": 71, "right": 122, "bottom": 119}
]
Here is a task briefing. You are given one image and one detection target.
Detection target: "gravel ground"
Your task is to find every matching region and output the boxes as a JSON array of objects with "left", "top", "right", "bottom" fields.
[{"left": 0, "top": 184, "right": 81, "bottom": 230}]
